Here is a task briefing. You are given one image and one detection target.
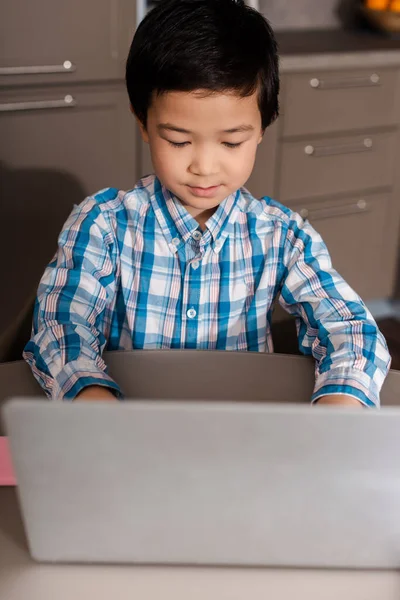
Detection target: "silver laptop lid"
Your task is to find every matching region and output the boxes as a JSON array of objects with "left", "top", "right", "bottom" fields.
[{"left": 3, "top": 398, "right": 400, "bottom": 568}]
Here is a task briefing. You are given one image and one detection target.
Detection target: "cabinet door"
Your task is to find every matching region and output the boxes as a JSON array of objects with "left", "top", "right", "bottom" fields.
[
  {"left": 281, "top": 69, "right": 399, "bottom": 137},
  {"left": 0, "top": 84, "right": 139, "bottom": 333},
  {"left": 279, "top": 131, "right": 396, "bottom": 203},
  {"left": 1, "top": 84, "right": 138, "bottom": 193},
  {"left": 0, "top": 0, "right": 137, "bottom": 86},
  {"left": 289, "top": 193, "right": 392, "bottom": 300}
]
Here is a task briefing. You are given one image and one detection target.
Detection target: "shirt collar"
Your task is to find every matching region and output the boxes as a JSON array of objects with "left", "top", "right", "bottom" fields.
[
  {"left": 150, "top": 176, "right": 244, "bottom": 250},
  {"left": 205, "top": 190, "right": 242, "bottom": 244},
  {"left": 164, "top": 185, "right": 200, "bottom": 243}
]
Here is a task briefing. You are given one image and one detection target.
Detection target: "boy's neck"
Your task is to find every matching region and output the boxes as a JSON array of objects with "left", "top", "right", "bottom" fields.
[{"left": 189, "top": 207, "right": 217, "bottom": 231}]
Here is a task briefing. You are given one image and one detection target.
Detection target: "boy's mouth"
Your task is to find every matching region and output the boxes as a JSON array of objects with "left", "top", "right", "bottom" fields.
[{"left": 187, "top": 185, "right": 221, "bottom": 198}]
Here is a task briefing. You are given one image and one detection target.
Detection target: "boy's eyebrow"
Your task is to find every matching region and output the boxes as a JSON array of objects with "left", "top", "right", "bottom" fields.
[
  {"left": 157, "top": 124, "right": 191, "bottom": 134},
  {"left": 157, "top": 123, "right": 255, "bottom": 134},
  {"left": 223, "top": 124, "right": 255, "bottom": 133}
]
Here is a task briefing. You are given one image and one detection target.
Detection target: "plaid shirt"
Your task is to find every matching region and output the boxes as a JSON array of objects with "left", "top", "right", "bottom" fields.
[{"left": 24, "top": 174, "right": 391, "bottom": 405}]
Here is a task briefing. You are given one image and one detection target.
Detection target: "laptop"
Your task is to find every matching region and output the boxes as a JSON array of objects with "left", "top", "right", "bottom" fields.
[{"left": 3, "top": 398, "right": 400, "bottom": 569}]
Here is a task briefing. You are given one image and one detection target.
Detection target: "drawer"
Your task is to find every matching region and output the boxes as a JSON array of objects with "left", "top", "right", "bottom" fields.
[
  {"left": 279, "top": 131, "right": 396, "bottom": 203},
  {"left": 0, "top": 0, "right": 136, "bottom": 86},
  {"left": 281, "top": 69, "right": 399, "bottom": 137},
  {"left": 289, "top": 193, "right": 391, "bottom": 300},
  {"left": 0, "top": 83, "right": 138, "bottom": 192}
]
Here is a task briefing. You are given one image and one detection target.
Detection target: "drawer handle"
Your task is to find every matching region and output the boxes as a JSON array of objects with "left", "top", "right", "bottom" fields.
[
  {"left": 0, "top": 61, "right": 76, "bottom": 76},
  {"left": 0, "top": 95, "right": 77, "bottom": 113},
  {"left": 304, "top": 138, "right": 373, "bottom": 158},
  {"left": 300, "top": 199, "right": 368, "bottom": 221},
  {"left": 310, "top": 74, "right": 380, "bottom": 89}
]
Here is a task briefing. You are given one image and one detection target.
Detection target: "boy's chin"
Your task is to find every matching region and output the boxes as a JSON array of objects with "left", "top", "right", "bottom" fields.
[{"left": 180, "top": 195, "right": 224, "bottom": 211}]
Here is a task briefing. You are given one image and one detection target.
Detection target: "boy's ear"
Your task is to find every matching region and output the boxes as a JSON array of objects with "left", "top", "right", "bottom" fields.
[{"left": 130, "top": 104, "right": 149, "bottom": 143}]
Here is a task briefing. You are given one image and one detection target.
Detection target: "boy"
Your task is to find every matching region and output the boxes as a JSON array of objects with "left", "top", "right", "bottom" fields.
[{"left": 24, "top": 0, "right": 390, "bottom": 406}]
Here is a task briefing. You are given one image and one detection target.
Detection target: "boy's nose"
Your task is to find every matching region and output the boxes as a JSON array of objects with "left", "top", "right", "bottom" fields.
[{"left": 189, "top": 151, "right": 219, "bottom": 177}]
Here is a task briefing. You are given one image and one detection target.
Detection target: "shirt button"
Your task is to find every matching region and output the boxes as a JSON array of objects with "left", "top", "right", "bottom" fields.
[
  {"left": 187, "top": 308, "right": 197, "bottom": 319},
  {"left": 192, "top": 231, "right": 202, "bottom": 241},
  {"left": 171, "top": 237, "right": 180, "bottom": 246},
  {"left": 191, "top": 260, "right": 200, "bottom": 270},
  {"left": 214, "top": 239, "right": 223, "bottom": 253}
]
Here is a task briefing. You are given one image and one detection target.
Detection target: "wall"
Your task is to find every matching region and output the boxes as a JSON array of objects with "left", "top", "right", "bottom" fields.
[{"left": 260, "top": 0, "right": 339, "bottom": 30}]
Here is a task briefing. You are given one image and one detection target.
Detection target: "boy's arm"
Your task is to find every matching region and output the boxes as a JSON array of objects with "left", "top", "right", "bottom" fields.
[
  {"left": 76, "top": 386, "right": 117, "bottom": 401},
  {"left": 278, "top": 213, "right": 391, "bottom": 408},
  {"left": 23, "top": 198, "right": 122, "bottom": 401},
  {"left": 317, "top": 395, "right": 363, "bottom": 407}
]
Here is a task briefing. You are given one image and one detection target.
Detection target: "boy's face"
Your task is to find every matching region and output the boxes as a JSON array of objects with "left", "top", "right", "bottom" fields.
[{"left": 136, "top": 90, "right": 263, "bottom": 220}]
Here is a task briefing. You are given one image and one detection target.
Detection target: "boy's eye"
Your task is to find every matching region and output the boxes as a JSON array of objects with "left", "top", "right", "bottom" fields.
[
  {"left": 168, "top": 141, "right": 189, "bottom": 148},
  {"left": 167, "top": 140, "right": 243, "bottom": 149},
  {"left": 223, "top": 142, "right": 243, "bottom": 149}
]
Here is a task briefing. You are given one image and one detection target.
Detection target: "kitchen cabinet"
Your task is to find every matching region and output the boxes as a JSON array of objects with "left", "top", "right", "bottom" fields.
[
  {"left": 247, "top": 64, "right": 400, "bottom": 303},
  {"left": 291, "top": 193, "right": 392, "bottom": 299},
  {"left": 0, "top": 84, "right": 138, "bottom": 335},
  {"left": 0, "top": 1, "right": 139, "bottom": 345},
  {"left": 0, "top": 83, "right": 138, "bottom": 337},
  {"left": 0, "top": 0, "right": 136, "bottom": 85},
  {"left": 1, "top": 84, "right": 138, "bottom": 194},
  {"left": 282, "top": 68, "right": 399, "bottom": 137},
  {"left": 279, "top": 131, "right": 396, "bottom": 203}
]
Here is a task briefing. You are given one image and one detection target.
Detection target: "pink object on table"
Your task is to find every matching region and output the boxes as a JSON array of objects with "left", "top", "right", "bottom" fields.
[{"left": 0, "top": 437, "right": 16, "bottom": 485}]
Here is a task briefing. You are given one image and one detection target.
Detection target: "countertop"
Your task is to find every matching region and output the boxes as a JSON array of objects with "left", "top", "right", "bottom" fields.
[
  {"left": 1, "top": 488, "right": 400, "bottom": 600},
  {"left": 277, "top": 28, "right": 400, "bottom": 72},
  {"left": 277, "top": 28, "right": 400, "bottom": 56}
]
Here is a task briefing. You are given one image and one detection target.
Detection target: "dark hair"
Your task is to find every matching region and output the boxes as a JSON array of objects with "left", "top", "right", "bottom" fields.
[{"left": 126, "top": 0, "right": 279, "bottom": 131}]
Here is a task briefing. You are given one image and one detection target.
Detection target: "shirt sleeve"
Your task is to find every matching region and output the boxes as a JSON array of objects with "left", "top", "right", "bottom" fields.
[
  {"left": 278, "top": 212, "right": 391, "bottom": 407},
  {"left": 23, "top": 198, "right": 122, "bottom": 400}
]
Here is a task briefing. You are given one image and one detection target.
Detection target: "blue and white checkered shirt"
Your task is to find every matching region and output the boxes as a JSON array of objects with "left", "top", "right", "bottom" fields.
[{"left": 24, "top": 174, "right": 391, "bottom": 405}]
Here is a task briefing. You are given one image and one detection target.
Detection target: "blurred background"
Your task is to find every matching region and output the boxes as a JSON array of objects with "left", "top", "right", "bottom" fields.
[{"left": 1, "top": 0, "right": 400, "bottom": 364}]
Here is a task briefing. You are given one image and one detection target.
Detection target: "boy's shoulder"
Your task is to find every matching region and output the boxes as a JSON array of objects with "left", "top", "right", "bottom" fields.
[
  {"left": 69, "top": 176, "right": 156, "bottom": 235},
  {"left": 240, "top": 187, "right": 301, "bottom": 230},
  {"left": 85, "top": 175, "right": 155, "bottom": 215}
]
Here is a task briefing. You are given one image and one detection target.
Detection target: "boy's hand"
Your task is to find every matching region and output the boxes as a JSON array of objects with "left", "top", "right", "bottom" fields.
[
  {"left": 317, "top": 395, "right": 363, "bottom": 407},
  {"left": 75, "top": 386, "right": 117, "bottom": 401}
]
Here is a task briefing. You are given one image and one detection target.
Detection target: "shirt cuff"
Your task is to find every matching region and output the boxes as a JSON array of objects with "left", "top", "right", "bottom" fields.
[
  {"left": 312, "top": 367, "right": 380, "bottom": 408},
  {"left": 52, "top": 359, "right": 123, "bottom": 400}
]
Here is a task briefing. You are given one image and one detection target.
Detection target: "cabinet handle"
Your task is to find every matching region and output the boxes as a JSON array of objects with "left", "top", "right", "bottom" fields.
[
  {"left": 0, "top": 95, "right": 77, "bottom": 113},
  {"left": 304, "top": 138, "right": 373, "bottom": 158},
  {"left": 300, "top": 199, "right": 368, "bottom": 221},
  {"left": 309, "top": 73, "right": 380, "bottom": 90},
  {"left": 0, "top": 61, "right": 76, "bottom": 76}
]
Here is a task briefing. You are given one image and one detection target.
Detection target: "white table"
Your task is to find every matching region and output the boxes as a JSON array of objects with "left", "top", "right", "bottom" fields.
[{"left": 1, "top": 488, "right": 399, "bottom": 600}]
